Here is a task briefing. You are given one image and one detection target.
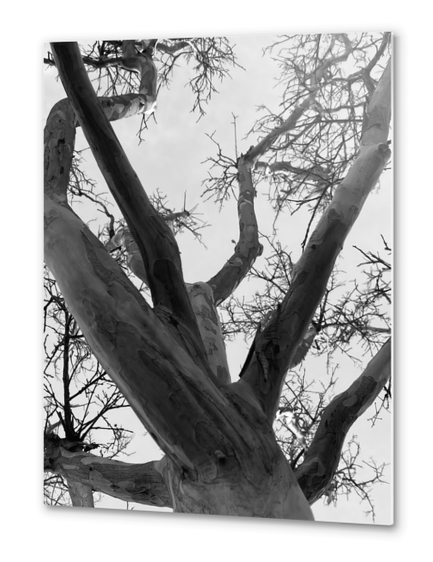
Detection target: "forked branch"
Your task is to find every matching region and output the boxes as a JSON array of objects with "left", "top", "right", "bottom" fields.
[
  {"left": 240, "top": 60, "right": 391, "bottom": 422},
  {"left": 295, "top": 338, "right": 391, "bottom": 503},
  {"left": 50, "top": 42, "right": 210, "bottom": 373}
]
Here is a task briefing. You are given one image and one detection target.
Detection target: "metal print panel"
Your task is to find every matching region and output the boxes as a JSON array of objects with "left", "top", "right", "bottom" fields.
[{"left": 43, "top": 33, "right": 393, "bottom": 524}]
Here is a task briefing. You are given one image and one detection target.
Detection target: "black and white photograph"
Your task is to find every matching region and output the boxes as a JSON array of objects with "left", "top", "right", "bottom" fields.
[{"left": 43, "top": 33, "right": 392, "bottom": 526}]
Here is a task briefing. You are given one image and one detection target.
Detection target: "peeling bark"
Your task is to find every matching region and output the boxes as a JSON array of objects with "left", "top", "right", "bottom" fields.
[
  {"left": 106, "top": 228, "right": 231, "bottom": 384},
  {"left": 44, "top": 42, "right": 314, "bottom": 520},
  {"left": 44, "top": 435, "right": 172, "bottom": 508},
  {"left": 97, "top": 93, "right": 149, "bottom": 122},
  {"left": 44, "top": 99, "right": 76, "bottom": 203},
  {"left": 51, "top": 42, "right": 213, "bottom": 380},
  {"left": 45, "top": 331, "right": 389, "bottom": 512},
  {"left": 296, "top": 338, "right": 391, "bottom": 503},
  {"left": 159, "top": 453, "right": 313, "bottom": 519},
  {"left": 67, "top": 481, "right": 95, "bottom": 508},
  {"left": 240, "top": 60, "right": 391, "bottom": 422},
  {"left": 290, "top": 325, "right": 318, "bottom": 368},
  {"left": 186, "top": 283, "right": 231, "bottom": 384},
  {"left": 45, "top": 197, "right": 224, "bottom": 471},
  {"left": 206, "top": 152, "right": 263, "bottom": 307},
  {"left": 121, "top": 40, "right": 157, "bottom": 115},
  {"left": 105, "top": 226, "right": 149, "bottom": 284}
]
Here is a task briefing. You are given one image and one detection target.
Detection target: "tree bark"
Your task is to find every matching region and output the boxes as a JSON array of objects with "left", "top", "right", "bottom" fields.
[
  {"left": 206, "top": 154, "right": 263, "bottom": 307},
  {"left": 240, "top": 60, "right": 391, "bottom": 422},
  {"left": 295, "top": 338, "right": 391, "bottom": 503},
  {"left": 67, "top": 481, "right": 95, "bottom": 507},
  {"left": 44, "top": 434, "right": 171, "bottom": 508},
  {"left": 106, "top": 227, "right": 231, "bottom": 383},
  {"left": 45, "top": 42, "right": 314, "bottom": 520},
  {"left": 45, "top": 339, "right": 390, "bottom": 510}
]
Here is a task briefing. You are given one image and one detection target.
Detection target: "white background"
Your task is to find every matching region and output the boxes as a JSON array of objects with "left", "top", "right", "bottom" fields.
[{"left": 2, "top": 1, "right": 430, "bottom": 560}]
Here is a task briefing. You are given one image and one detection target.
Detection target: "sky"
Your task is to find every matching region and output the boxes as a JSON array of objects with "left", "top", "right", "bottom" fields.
[{"left": 43, "top": 33, "right": 392, "bottom": 525}]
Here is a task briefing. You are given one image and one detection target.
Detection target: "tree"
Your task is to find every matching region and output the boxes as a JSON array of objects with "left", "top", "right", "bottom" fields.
[{"left": 44, "top": 33, "right": 392, "bottom": 521}]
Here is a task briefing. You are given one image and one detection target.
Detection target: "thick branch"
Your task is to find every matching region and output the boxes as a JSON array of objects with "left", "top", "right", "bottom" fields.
[
  {"left": 361, "top": 60, "right": 392, "bottom": 145},
  {"left": 45, "top": 198, "right": 304, "bottom": 492},
  {"left": 44, "top": 45, "right": 293, "bottom": 486},
  {"left": 44, "top": 99, "right": 76, "bottom": 202},
  {"left": 97, "top": 94, "right": 150, "bottom": 122},
  {"left": 207, "top": 153, "right": 263, "bottom": 306},
  {"left": 44, "top": 95, "right": 155, "bottom": 207},
  {"left": 186, "top": 283, "right": 231, "bottom": 384},
  {"left": 105, "top": 226, "right": 149, "bottom": 284},
  {"left": 295, "top": 338, "right": 391, "bottom": 504},
  {"left": 206, "top": 41, "right": 354, "bottom": 308},
  {"left": 44, "top": 434, "right": 172, "bottom": 508},
  {"left": 290, "top": 325, "right": 317, "bottom": 368},
  {"left": 44, "top": 197, "right": 236, "bottom": 474},
  {"left": 50, "top": 42, "right": 210, "bottom": 373},
  {"left": 44, "top": 41, "right": 314, "bottom": 519},
  {"left": 67, "top": 481, "right": 95, "bottom": 507},
  {"left": 240, "top": 59, "right": 391, "bottom": 421},
  {"left": 121, "top": 40, "right": 157, "bottom": 115},
  {"left": 106, "top": 229, "right": 230, "bottom": 384}
]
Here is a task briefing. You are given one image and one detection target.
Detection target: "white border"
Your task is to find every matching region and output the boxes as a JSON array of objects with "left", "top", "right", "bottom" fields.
[{"left": 3, "top": 2, "right": 430, "bottom": 559}]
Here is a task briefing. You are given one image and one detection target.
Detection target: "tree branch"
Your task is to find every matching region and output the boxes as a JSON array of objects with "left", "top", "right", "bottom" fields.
[
  {"left": 43, "top": 47, "right": 264, "bottom": 478},
  {"left": 44, "top": 196, "right": 230, "bottom": 474},
  {"left": 50, "top": 42, "right": 211, "bottom": 375},
  {"left": 240, "top": 60, "right": 391, "bottom": 422},
  {"left": 67, "top": 481, "right": 95, "bottom": 507},
  {"left": 295, "top": 338, "right": 391, "bottom": 504},
  {"left": 44, "top": 98, "right": 76, "bottom": 202},
  {"left": 120, "top": 40, "right": 157, "bottom": 115},
  {"left": 44, "top": 434, "right": 172, "bottom": 508},
  {"left": 106, "top": 226, "right": 231, "bottom": 384}
]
